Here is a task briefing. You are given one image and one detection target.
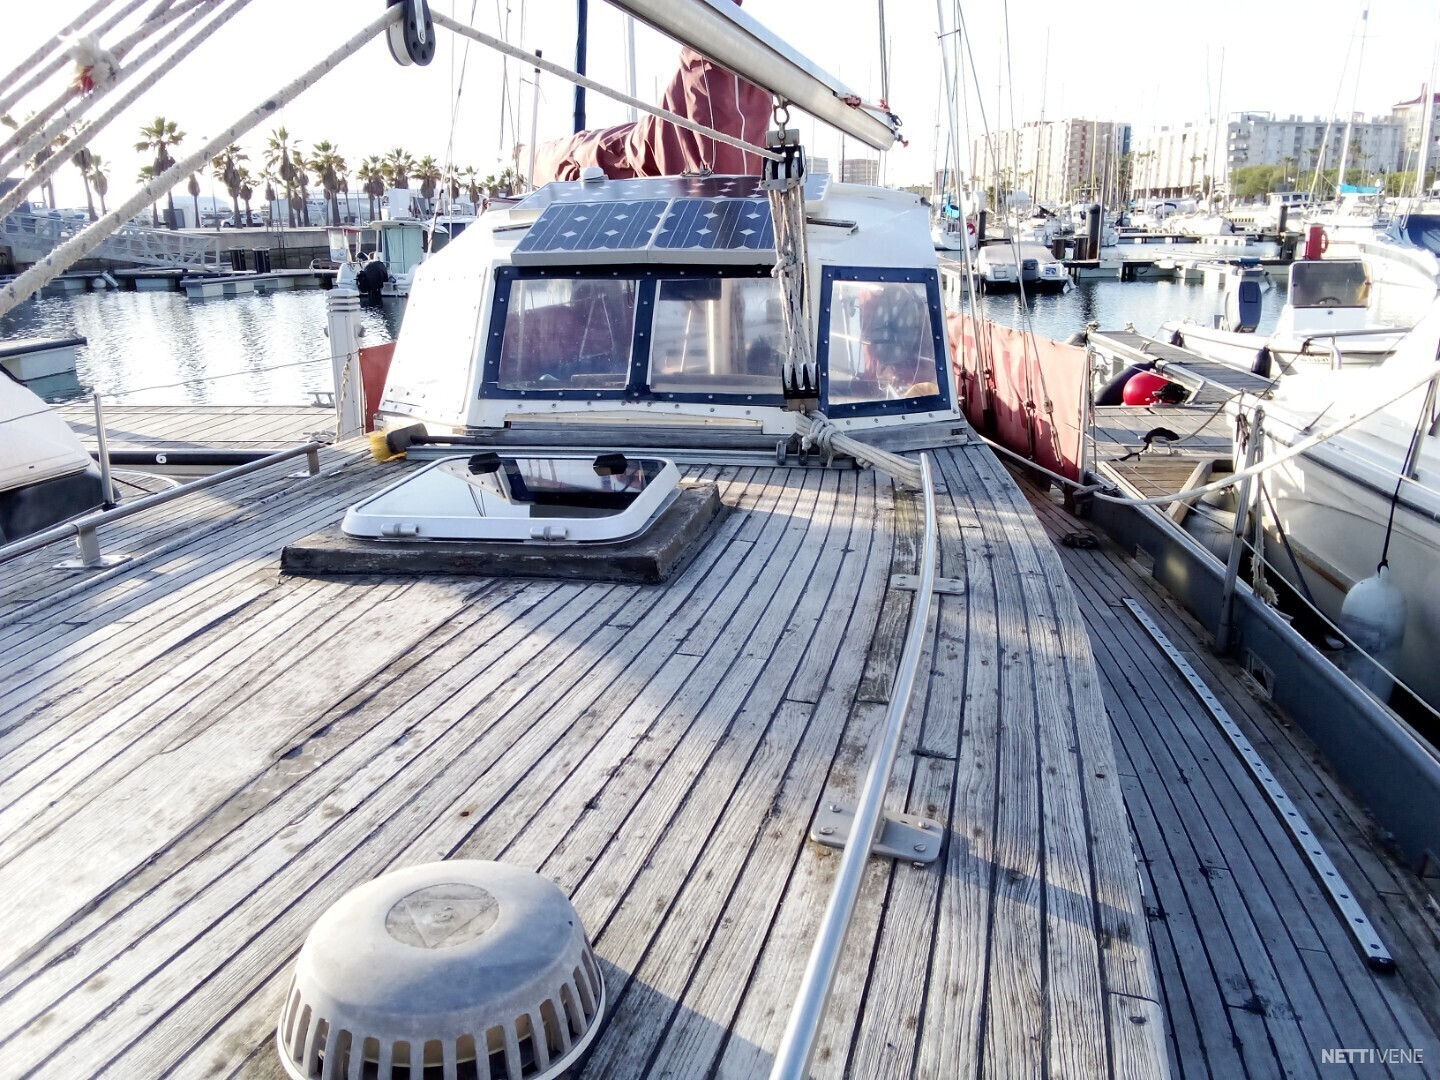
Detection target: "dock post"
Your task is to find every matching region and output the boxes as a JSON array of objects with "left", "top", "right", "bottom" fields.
[
  {"left": 325, "top": 282, "right": 365, "bottom": 440},
  {"left": 1216, "top": 407, "right": 1264, "bottom": 652},
  {"left": 92, "top": 393, "right": 117, "bottom": 507}
]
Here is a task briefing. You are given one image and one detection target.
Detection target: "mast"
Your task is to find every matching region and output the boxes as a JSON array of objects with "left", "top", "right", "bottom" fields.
[
  {"left": 573, "top": 0, "right": 588, "bottom": 133},
  {"left": 1415, "top": 81, "right": 1435, "bottom": 199},
  {"left": 1336, "top": 3, "right": 1369, "bottom": 191}
]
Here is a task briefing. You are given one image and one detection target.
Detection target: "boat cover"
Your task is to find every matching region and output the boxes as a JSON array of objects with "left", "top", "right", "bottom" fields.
[
  {"left": 0, "top": 374, "right": 94, "bottom": 493},
  {"left": 533, "top": 0, "right": 772, "bottom": 182}
]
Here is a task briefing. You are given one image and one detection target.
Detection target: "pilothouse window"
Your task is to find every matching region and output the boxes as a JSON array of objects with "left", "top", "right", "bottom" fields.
[
  {"left": 825, "top": 280, "right": 940, "bottom": 404},
  {"left": 1290, "top": 261, "right": 1370, "bottom": 308},
  {"left": 648, "top": 277, "right": 786, "bottom": 394},
  {"left": 497, "top": 277, "right": 637, "bottom": 390}
]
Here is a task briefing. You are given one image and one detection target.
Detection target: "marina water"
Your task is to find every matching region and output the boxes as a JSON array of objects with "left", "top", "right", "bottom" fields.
[{"left": 0, "top": 275, "right": 1424, "bottom": 405}]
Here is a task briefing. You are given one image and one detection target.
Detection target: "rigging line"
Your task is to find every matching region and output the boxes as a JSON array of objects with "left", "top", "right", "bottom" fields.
[
  {"left": 0, "top": 0, "right": 253, "bottom": 225},
  {"left": 1377, "top": 388, "right": 1431, "bottom": 570},
  {"left": 95, "top": 345, "right": 362, "bottom": 399},
  {"left": 0, "top": 0, "right": 206, "bottom": 168},
  {"left": 438, "top": 0, "right": 482, "bottom": 216},
  {"left": 0, "top": 0, "right": 119, "bottom": 101},
  {"left": 0, "top": 6, "right": 403, "bottom": 321},
  {"left": 0, "top": 0, "right": 153, "bottom": 117},
  {"left": 430, "top": 12, "right": 782, "bottom": 164}
]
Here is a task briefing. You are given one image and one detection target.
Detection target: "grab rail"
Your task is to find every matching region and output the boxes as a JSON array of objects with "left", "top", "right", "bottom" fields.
[
  {"left": 0, "top": 441, "right": 324, "bottom": 567},
  {"left": 769, "top": 451, "right": 939, "bottom": 1080}
]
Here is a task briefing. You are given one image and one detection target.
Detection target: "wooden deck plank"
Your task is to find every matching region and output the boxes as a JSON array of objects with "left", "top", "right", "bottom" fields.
[
  {"left": 1019, "top": 479, "right": 1440, "bottom": 1078},
  {"left": 0, "top": 437, "right": 1170, "bottom": 1079}
]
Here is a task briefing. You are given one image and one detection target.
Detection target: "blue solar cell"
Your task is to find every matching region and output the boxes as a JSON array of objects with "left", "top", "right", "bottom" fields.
[
  {"left": 652, "top": 198, "right": 774, "bottom": 251},
  {"left": 513, "top": 200, "right": 669, "bottom": 256}
]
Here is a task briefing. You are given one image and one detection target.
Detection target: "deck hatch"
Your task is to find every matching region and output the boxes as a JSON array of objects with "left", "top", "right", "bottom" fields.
[{"left": 341, "top": 453, "right": 681, "bottom": 542}]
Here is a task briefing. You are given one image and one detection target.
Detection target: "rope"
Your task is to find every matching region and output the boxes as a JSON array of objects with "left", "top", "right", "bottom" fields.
[
  {"left": 431, "top": 11, "right": 783, "bottom": 164},
  {"left": 0, "top": 0, "right": 119, "bottom": 101},
  {"left": 0, "top": 0, "right": 242, "bottom": 223},
  {"left": 0, "top": 7, "right": 401, "bottom": 321},
  {"left": 794, "top": 411, "right": 924, "bottom": 490},
  {"left": 0, "top": 0, "right": 152, "bottom": 117},
  {"left": 766, "top": 169, "right": 815, "bottom": 403},
  {"left": 0, "top": 0, "right": 198, "bottom": 168}
]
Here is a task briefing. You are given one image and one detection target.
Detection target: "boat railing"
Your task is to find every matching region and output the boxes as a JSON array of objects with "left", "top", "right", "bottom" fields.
[
  {"left": 0, "top": 439, "right": 324, "bottom": 570},
  {"left": 768, "top": 452, "right": 938, "bottom": 1080}
]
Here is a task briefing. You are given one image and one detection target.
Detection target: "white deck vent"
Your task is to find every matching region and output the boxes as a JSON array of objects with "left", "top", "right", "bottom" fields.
[
  {"left": 342, "top": 453, "right": 681, "bottom": 543},
  {"left": 276, "top": 861, "right": 605, "bottom": 1080}
]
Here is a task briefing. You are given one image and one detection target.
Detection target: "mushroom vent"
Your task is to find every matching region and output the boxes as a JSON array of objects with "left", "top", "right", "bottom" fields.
[{"left": 277, "top": 861, "right": 605, "bottom": 1080}]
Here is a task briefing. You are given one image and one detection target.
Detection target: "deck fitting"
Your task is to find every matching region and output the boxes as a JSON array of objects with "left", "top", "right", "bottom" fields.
[{"left": 810, "top": 803, "right": 943, "bottom": 863}]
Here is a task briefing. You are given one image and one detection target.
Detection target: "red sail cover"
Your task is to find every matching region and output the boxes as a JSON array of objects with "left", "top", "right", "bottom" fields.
[{"left": 534, "top": 2, "right": 773, "bottom": 182}]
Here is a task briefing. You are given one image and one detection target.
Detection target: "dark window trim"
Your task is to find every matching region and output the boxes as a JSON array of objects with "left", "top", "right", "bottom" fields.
[
  {"left": 481, "top": 264, "right": 784, "bottom": 405},
  {"left": 816, "top": 266, "right": 953, "bottom": 418}
]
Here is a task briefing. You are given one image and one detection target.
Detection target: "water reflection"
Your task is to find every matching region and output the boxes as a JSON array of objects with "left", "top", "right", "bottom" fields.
[{"left": 0, "top": 289, "right": 404, "bottom": 404}]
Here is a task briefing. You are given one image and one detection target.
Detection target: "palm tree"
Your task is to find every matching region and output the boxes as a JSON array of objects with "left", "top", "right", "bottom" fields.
[
  {"left": 307, "top": 139, "right": 346, "bottom": 225},
  {"left": 187, "top": 173, "right": 201, "bottom": 228},
  {"left": 71, "top": 143, "right": 97, "bottom": 220},
  {"left": 382, "top": 147, "right": 415, "bottom": 191},
  {"left": 89, "top": 154, "right": 109, "bottom": 215},
  {"left": 462, "top": 165, "right": 481, "bottom": 208},
  {"left": 211, "top": 144, "right": 247, "bottom": 227},
  {"left": 415, "top": 155, "right": 442, "bottom": 210},
  {"left": 358, "top": 155, "right": 386, "bottom": 221},
  {"left": 238, "top": 167, "right": 256, "bottom": 226},
  {"left": 264, "top": 127, "right": 301, "bottom": 227},
  {"left": 135, "top": 115, "right": 185, "bottom": 227},
  {"left": 263, "top": 171, "right": 279, "bottom": 226},
  {"left": 136, "top": 164, "right": 160, "bottom": 226}
]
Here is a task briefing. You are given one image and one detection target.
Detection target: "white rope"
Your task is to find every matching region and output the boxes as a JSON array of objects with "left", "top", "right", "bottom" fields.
[
  {"left": 0, "top": 7, "right": 401, "bottom": 321},
  {"left": 767, "top": 180, "right": 815, "bottom": 400},
  {"left": 0, "top": 0, "right": 250, "bottom": 223},
  {"left": 431, "top": 10, "right": 783, "bottom": 164},
  {"left": 0, "top": 0, "right": 119, "bottom": 102},
  {"left": 794, "top": 411, "right": 924, "bottom": 490},
  {"left": 0, "top": 0, "right": 205, "bottom": 175},
  {"left": 0, "top": 0, "right": 155, "bottom": 116},
  {"left": 0, "top": 0, "right": 191, "bottom": 164}
]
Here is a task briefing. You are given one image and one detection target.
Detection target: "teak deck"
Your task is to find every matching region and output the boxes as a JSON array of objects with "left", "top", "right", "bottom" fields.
[{"left": 0, "top": 408, "right": 1166, "bottom": 1077}]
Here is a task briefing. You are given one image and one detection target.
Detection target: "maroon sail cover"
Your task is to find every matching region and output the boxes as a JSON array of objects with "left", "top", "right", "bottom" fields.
[{"left": 533, "top": 1, "right": 773, "bottom": 182}]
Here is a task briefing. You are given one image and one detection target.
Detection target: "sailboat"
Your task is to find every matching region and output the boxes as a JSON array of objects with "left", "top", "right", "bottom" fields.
[{"left": 0, "top": 3, "right": 1169, "bottom": 1077}]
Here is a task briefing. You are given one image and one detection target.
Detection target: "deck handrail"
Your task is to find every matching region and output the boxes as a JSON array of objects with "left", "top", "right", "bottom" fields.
[
  {"left": 769, "top": 451, "right": 938, "bottom": 1080},
  {"left": 0, "top": 441, "right": 324, "bottom": 567}
]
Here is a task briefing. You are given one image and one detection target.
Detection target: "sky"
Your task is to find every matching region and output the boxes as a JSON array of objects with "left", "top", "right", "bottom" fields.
[{"left": 3, "top": 0, "right": 1438, "bottom": 211}]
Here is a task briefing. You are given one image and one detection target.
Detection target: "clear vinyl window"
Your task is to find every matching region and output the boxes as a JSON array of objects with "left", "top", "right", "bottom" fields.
[
  {"left": 496, "top": 277, "right": 638, "bottom": 390},
  {"left": 647, "top": 276, "right": 786, "bottom": 395},
  {"left": 824, "top": 279, "right": 940, "bottom": 405}
]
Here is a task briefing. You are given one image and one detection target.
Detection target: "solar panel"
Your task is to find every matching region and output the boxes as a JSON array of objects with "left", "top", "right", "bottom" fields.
[
  {"left": 651, "top": 198, "right": 775, "bottom": 253},
  {"left": 513, "top": 200, "right": 668, "bottom": 258},
  {"left": 512, "top": 195, "right": 779, "bottom": 265}
]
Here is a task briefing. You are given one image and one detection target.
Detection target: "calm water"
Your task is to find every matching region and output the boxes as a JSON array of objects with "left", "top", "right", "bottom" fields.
[
  {"left": 1, "top": 275, "right": 1428, "bottom": 405},
  {"left": 0, "top": 290, "right": 404, "bottom": 405}
]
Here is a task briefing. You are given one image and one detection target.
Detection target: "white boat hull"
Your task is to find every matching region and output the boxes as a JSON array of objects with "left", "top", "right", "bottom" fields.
[{"left": 1260, "top": 426, "right": 1440, "bottom": 709}]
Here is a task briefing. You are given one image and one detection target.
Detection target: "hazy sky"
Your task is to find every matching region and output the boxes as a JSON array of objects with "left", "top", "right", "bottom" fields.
[{"left": 4, "top": 0, "right": 1438, "bottom": 209}]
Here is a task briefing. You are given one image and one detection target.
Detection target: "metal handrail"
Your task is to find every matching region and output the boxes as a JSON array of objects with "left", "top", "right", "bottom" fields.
[
  {"left": 0, "top": 441, "right": 324, "bottom": 566},
  {"left": 769, "top": 452, "right": 939, "bottom": 1080}
]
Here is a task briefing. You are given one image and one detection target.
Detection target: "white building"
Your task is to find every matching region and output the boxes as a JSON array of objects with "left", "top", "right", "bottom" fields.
[
  {"left": 840, "top": 158, "right": 879, "bottom": 186},
  {"left": 1129, "top": 112, "right": 1405, "bottom": 198},
  {"left": 1390, "top": 89, "right": 1440, "bottom": 167},
  {"left": 970, "top": 119, "right": 1129, "bottom": 205}
]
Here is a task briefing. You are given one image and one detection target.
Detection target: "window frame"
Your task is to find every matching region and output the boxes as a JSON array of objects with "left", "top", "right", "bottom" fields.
[{"left": 816, "top": 266, "right": 952, "bottom": 418}]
